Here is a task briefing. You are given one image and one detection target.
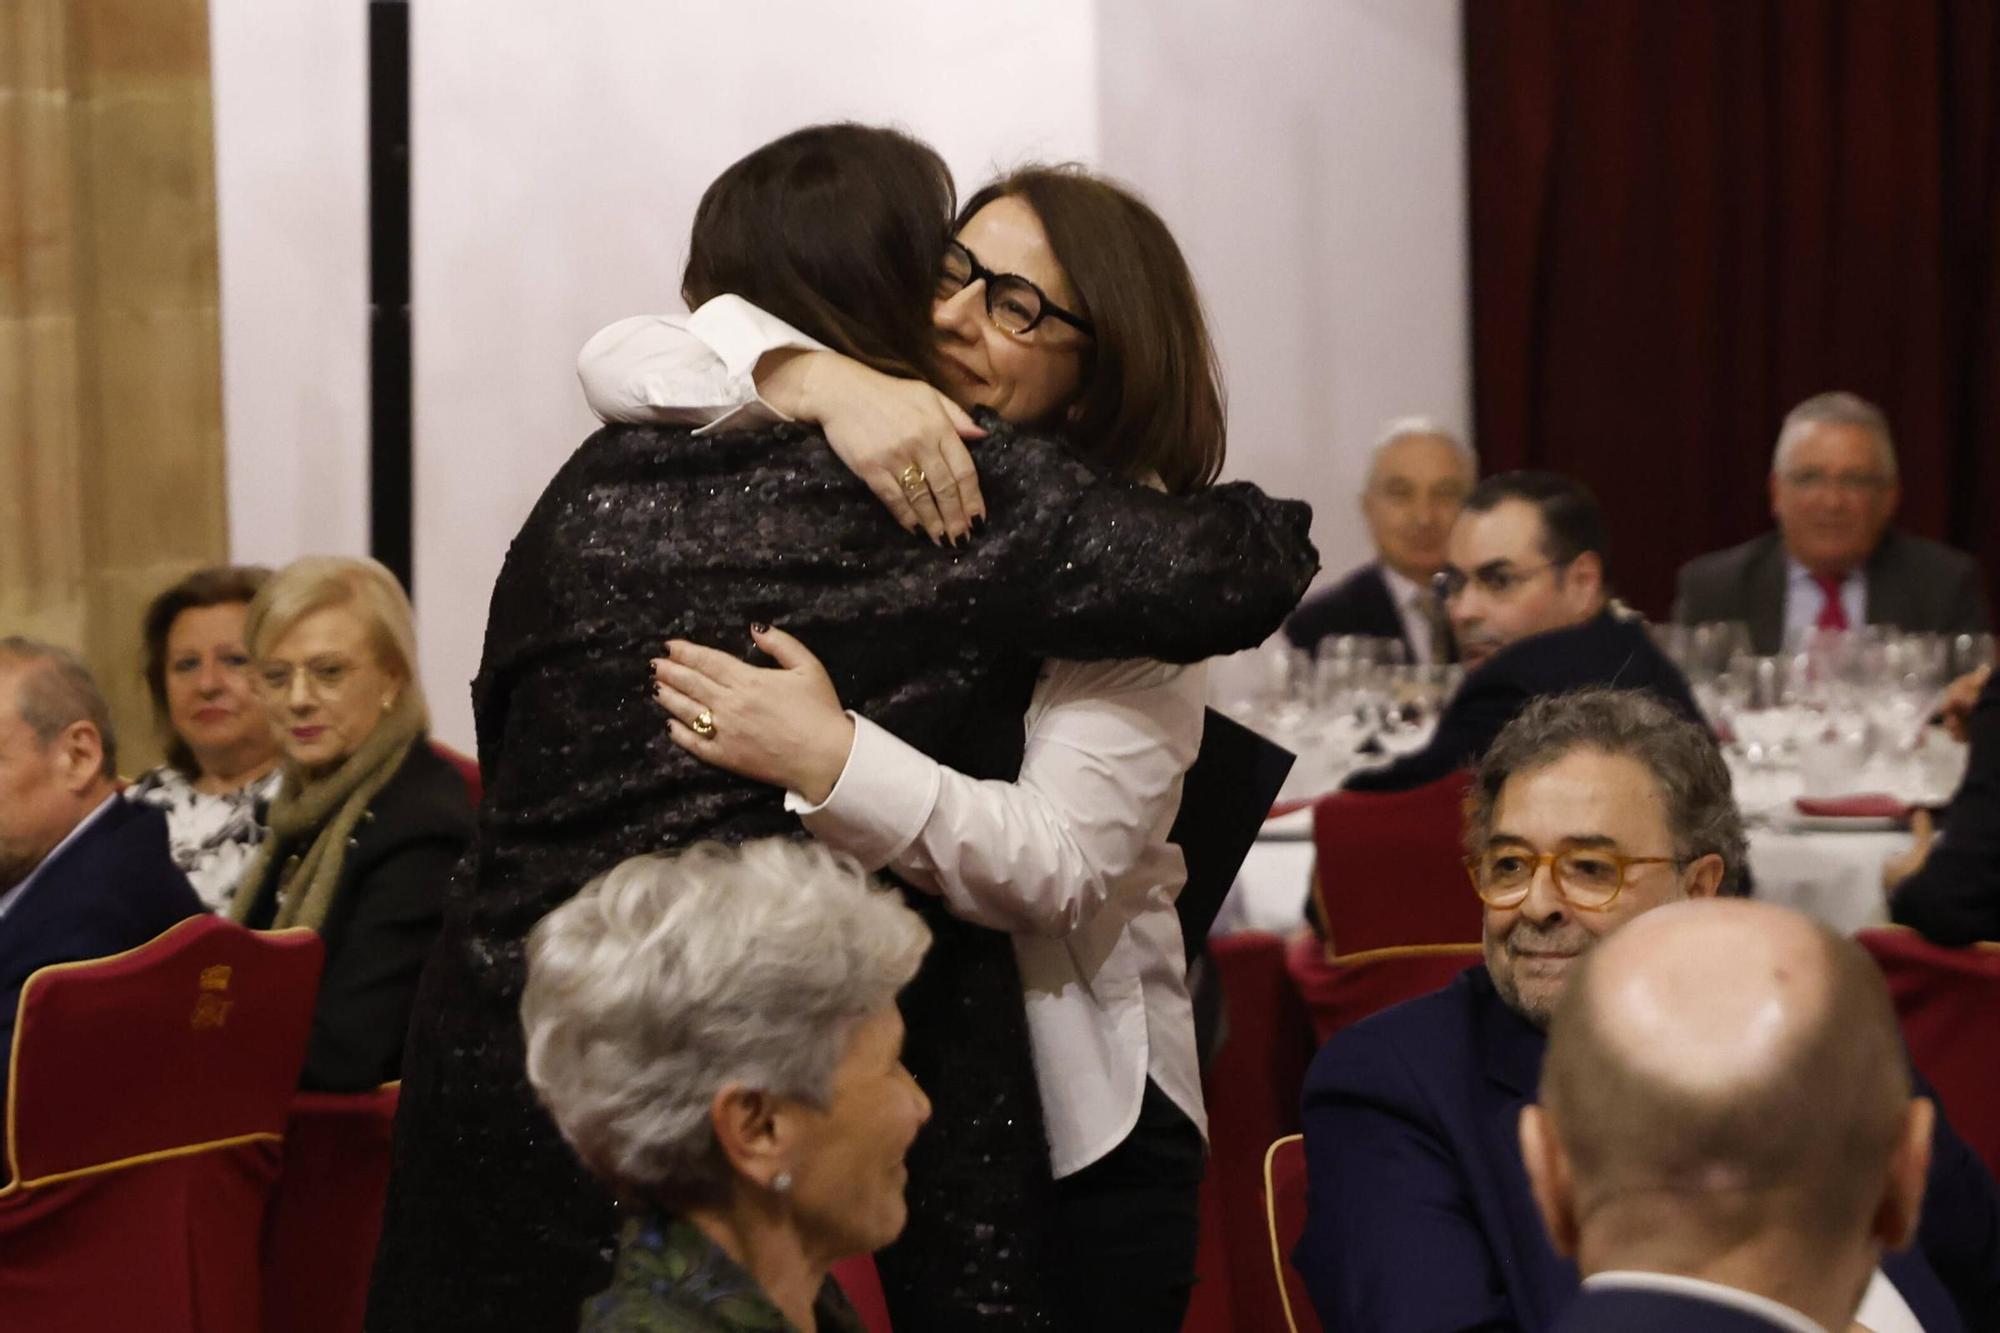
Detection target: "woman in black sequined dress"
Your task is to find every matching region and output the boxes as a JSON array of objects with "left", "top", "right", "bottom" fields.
[{"left": 366, "top": 125, "right": 1317, "bottom": 1333}]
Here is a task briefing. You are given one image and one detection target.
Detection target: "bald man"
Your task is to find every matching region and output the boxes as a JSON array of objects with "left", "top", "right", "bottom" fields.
[
  {"left": 1523, "top": 900, "right": 1934, "bottom": 1332},
  {"left": 1285, "top": 418, "right": 1473, "bottom": 663}
]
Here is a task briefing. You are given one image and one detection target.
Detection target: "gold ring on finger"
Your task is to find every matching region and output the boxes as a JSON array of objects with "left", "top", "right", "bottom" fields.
[
  {"left": 899, "top": 463, "right": 927, "bottom": 491},
  {"left": 690, "top": 709, "right": 717, "bottom": 739}
]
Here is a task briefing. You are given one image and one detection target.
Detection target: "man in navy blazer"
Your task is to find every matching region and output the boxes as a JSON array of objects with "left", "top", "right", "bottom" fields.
[
  {"left": 1344, "top": 472, "right": 1698, "bottom": 794},
  {"left": 1286, "top": 418, "right": 1473, "bottom": 663},
  {"left": 0, "top": 640, "right": 204, "bottom": 1106},
  {"left": 1524, "top": 900, "right": 1937, "bottom": 1333},
  {"left": 1297, "top": 690, "right": 2000, "bottom": 1331}
]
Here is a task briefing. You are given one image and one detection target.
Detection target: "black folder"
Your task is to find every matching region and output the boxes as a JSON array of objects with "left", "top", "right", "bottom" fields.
[{"left": 1168, "top": 708, "right": 1297, "bottom": 960}]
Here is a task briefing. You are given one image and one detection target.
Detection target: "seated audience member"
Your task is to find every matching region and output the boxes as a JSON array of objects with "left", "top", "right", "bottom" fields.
[
  {"left": 1888, "top": 665, "right": 2000, "bottom": 945},
  {"left": 1285, "top": 417, "right": 1475, "bottom": 662},
  {"left": 229, "top": 557, "right": 472, "bottom": 1092},
  {"left": 1674, "top": 392, "right": 1990, "bottom": 655},
  {"left": 1523, "top": 899, "right": 1935, "bottom": 1333},
  {"left": 126, "top": 564, "right": 282, "bottom": 911},
  {"left": 1296, "top": 688, "right": 2000, "bottom": 1332},
  {"left": 521, "top": 840, "right": 932, "bottom": 1333},
  {"left": 0, "top": 638, "right": 204, "bottom": 1104},
  {"left": 1342, "top": 472, "right": 1697, "bottom": 793}
]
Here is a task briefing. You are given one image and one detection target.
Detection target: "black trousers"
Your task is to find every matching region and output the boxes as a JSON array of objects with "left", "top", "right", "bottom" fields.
[{"left": 1050, "top": 1079, "right": 1207, "bottom": 1332}]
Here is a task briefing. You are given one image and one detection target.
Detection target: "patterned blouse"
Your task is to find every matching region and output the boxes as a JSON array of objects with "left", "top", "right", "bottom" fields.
[
  {"left": 581, "top": 1213, "right": 866, "bottom": 1333},
  {"left": 124, "top": 765, "right": 283, "bottom": 912}
]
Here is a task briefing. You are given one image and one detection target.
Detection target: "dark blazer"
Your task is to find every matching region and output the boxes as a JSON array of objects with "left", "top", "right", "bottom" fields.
[
  {"left": 1343, "top": 609, "right": 1699, "bottom": 793},
  {"left": 1287, "top": 562, "right": 1456, "bottom": 662},
  {"left": 0, "top": 798, "right": 204, "bottom": 1107},
  {"left": 1295, "top": 966, "right": 2000, "bottom": 1332},
  {"left": 1549, "top": 1284, "right": 1825, "bottom": 1332},
  {"left": 242, "top": 742, "right": 471, "bottom": 1093},
  {"left": 1673, "top": 529, "right": 1991, "bottom": 656},
  {"left": 1893, "top": 668, "right": 2000, "bottom": 945}
]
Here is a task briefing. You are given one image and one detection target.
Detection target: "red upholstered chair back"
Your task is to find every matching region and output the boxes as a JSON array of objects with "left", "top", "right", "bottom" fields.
[
  {"left": 1286, "top": 935, "right": 1485, "bottom": 1046},
  {"left": 1262, "top": 1135, "right": 1321, "bottom": 1333},
  {"left": 1310, "top": 769, "right": 1481, "bottom": 958},
  {"left": 831, "top": 1254, "right": 895, "bottom": 1333},
  {"left": 430, "top": 739, "right": 483, "bottom": 806},
  {"left": 261, "top": 1084, "right": 402, "bottom": 1333},
  {"left": 0, "top": 915, "right": 323, "bottom": 1332},
  {"left": 1858, "top": 928, "right": 2000, "bottom": 1178}
]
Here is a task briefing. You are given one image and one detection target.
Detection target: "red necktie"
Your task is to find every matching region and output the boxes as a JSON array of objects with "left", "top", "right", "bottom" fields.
[{"left": 1812, "top": 573, "right": 1850, "bottom": 632}]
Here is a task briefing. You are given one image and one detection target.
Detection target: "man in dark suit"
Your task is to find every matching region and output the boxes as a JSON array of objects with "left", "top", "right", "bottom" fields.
[
  {"left": 1890, "top": 665, "right": 2000, "bottom": 944},
  {"left": 1524, "top": 899, "right": 1935, "bottom": 1333},
  {"left": 1296, "top": 689, "right": 2000, "bottom": 1332},
  {"left": 1343, "top": 471, "right": 1697, "bottom": 793},
  {"left": 1674, "top": 391, "right": 1990, "bottom": 655},
  {"left": 1285, "top": 418, "right": 1473, "bottom": 663},
  {"left": 0, "top": 639, "right": 205, "bottom": 1106}
]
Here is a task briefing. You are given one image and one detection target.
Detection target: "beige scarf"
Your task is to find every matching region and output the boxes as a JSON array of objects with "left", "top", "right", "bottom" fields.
[{"left": 231, "top": 691, "right": 426, "bottom": 933}]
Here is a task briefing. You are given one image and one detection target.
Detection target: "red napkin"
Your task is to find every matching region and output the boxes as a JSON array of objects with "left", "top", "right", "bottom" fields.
[{"left": 1793, "top": 793, "right": 1910, "bottom": 820}]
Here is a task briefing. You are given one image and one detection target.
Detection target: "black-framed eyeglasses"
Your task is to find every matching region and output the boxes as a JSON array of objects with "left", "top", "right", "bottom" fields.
[
  {"left": 1432, "top": 557, "right": 1575, "bottom": 603},
  {"left": 937, "top": 240, "right": 1095, "bottom": 337}
]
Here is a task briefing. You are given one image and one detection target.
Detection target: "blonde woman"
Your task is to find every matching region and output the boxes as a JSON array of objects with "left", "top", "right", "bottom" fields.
[{"left": 232, "top": 556, "right": 473, "bottom": 1091}]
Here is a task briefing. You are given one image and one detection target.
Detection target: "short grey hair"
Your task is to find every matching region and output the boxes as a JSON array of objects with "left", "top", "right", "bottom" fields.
[
  {"left": 1467, "top": 688, "right": 1748, "bottom": 895},
  {"left": 1366, "top": 415, "right": 1477, "bottom": 485},
  {"left": 521, "top": 838, "right": 930, "bottom": 1207},
  {"left": 1771, "top": 391, "right": 1897, "bottom": 479},
  {"left": 0, "top": 637, "right": 117, "bottom": 779}
]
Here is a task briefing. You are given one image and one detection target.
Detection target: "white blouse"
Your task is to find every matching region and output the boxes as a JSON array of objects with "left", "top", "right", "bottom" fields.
[{"left": 577, "top": 301, "right": 1207, "bottom": 1175}]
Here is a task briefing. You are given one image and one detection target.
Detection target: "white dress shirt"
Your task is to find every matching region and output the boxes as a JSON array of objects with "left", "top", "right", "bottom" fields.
[
  {"left": 1784, "top": 557, "right": 1867, "bottom": 643},
  {"left": 1379, "top": 563, "right": 1441, "bottom": 665},
  {"left": 1584, "top": 1266, "right": 1920, "bottom": 1333},
  {"left": 578, "top": 302, "right": 1209, "bottom": 1176}
]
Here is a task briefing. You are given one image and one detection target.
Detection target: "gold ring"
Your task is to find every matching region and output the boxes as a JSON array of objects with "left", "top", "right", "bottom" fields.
[
  {"left": 690, "top": 710, "right": 717, "bottom": 739},
  {"left": 898, "top": 462, "right": 927, "bottom": 491}
]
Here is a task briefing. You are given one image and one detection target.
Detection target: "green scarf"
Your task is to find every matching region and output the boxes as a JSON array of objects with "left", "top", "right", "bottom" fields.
[{"left": 231, "top": 691, "right": 427, "bottom": 933}]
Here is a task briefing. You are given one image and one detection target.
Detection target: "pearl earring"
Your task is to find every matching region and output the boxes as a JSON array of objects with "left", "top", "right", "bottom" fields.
[{"left": 772, "top": 1171, "right": 793, "bottom": 1194}]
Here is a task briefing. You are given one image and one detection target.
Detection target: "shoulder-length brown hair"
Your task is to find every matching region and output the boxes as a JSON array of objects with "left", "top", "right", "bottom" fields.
[
  {"left": 683, "top": 123, "right": 955, "bottom": 384},
  {"left": 959, "top": 166, "right": 1226, "bottom": 495},
  {"left": 142, "top": 564, "right": 272, "bottom": 775}
]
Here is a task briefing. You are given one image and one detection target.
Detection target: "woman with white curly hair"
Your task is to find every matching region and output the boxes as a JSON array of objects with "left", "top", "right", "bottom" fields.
[{"left": 522, "top": 838, "right": 932, "bottom": 1333}]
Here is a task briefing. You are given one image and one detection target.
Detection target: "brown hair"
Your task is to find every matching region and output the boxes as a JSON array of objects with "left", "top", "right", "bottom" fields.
[
  {"left": 682, "top": 123, "right": 955, "bottom": 383},
  {"left": 960, "top": 166, "right": 1226, "bottom": 495},
  {"left": 141, "top": 564, "right": 272, "bottom": 774},
  {"left": 0, "top": 636, "right": 117, "bottom": 780}
]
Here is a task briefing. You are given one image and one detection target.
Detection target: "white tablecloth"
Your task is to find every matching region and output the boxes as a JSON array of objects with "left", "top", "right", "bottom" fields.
[{"left": 1218, "top": 811, "right": 1912, "bottom": 938}]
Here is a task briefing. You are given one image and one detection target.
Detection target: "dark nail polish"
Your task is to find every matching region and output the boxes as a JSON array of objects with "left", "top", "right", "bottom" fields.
[
  {"left": 751, "top": 622, "right": 769, "bottom": 635},
  {"left": 971, "top": 514, "right": 987, "bottom": 533}
]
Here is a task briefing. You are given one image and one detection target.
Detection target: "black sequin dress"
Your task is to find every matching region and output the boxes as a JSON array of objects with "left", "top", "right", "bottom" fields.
[{"left": 365, "top": 421, "right": 1317, "bottom": 1333}]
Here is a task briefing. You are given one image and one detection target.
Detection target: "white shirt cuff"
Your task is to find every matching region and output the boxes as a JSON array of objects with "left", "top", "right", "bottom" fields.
[
  {"left": 784, "top": 713, "right": 941, "bottom": 874},
  {"left": 685, "top": 295, "right": 826, "bottom": 436}
]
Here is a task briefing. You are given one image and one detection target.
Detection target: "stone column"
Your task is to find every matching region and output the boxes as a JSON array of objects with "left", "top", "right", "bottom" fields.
[{"left": 1, "top": 0, "right": 228, "bottom": 772}]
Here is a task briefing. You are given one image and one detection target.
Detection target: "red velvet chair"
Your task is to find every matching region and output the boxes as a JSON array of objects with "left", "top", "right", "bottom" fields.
[
  {"left": 260, "top": 1084, "right": 402, "bottom": 1333},
  {"left": 1190, "top": 931, "right": 1318, "bottom": 1333},
  {"left": 1310, "top": 769, "right": 1480, "bottom": 956},
  {"left": 831, "top": 1254, "right": 894, "bottom": 1333},
  {"left": 1262, "top": 1135, "right": 1321, "bottom": 1333},
  {"left": 1286, "top": 935, "right": 1484, "bottom": 1046},
  {"left": 0, "top": 915, "right": 323, "bottom": 1332},
  {"left": 1858, "top": 928, "right": 2000, "bottom": 1179}
]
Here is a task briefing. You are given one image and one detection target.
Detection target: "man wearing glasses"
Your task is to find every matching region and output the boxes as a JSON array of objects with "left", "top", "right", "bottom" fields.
[
  {"left": 1294, "top": 689, "right": 2000, "bottom": 1333},
  {"left": 1673, "top": 392, "right": 1989, "bottom": 656},
  {"left": 1343, "top": 471, "right": 1697, "bottom": 793}
]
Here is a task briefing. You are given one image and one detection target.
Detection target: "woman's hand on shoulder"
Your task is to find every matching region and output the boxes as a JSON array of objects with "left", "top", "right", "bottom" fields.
[
  {"left": 759, "top": 349, "right": 987, "bottom": 544},
  {"left": 652, "top": 625, "right": 855, "bottom": 804}
]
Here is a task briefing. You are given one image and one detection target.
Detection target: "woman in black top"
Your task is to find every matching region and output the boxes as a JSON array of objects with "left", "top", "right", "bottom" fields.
[{"left": 367, "top": 124, "right": 1316, "bottom": 1333}]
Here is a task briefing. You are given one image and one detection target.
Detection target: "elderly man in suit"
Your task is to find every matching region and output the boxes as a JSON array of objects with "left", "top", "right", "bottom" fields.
[
  {"left": 1524, "top": 899, "right": 1935, "bottom": 1333},
  {"left": 1674, "top": 392, "right": 1989, "bottom": 654},
  {"left": 1296, "top": 688, "right": 2000, "bottom": 1332},
  {"left": 1342, "top": 471, "right": 1696, "bottom": 793},
  {"left": 1285, "top": 417, "right": 1474, "bottom": 663},
  {"left": 0, "top": 638, "right": 204, "bottom": 1105}
]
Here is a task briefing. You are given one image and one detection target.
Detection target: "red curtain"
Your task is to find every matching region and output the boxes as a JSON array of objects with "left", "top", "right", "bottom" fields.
[{"left": 1465, "top": 0, "right": 2000, "bottom": 618}]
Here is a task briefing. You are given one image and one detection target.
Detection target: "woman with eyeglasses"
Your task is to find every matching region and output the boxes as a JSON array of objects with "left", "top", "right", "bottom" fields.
[
  {"left": 229, "top": 555, "right": 473, "bottom": 1091},
  {"left": 580, "top": 164, "right": 1248, "bottom": 1331}
]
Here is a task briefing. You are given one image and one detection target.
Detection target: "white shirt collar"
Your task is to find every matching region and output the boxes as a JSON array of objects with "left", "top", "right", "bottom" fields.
[
  {"left": 0, "top": 793, "right": 119, "bottom": 924},
  {"left": 1583, "top": 1271, "right": 1828, "bottom": 1333}
]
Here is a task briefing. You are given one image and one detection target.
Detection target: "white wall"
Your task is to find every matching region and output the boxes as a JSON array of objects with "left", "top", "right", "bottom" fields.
[
  {"left": 209, "top": 0, "right": 371, "bottom": 566},
  {"left": 208, "top": 0, "right": 1468, "bottom": 749}
]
